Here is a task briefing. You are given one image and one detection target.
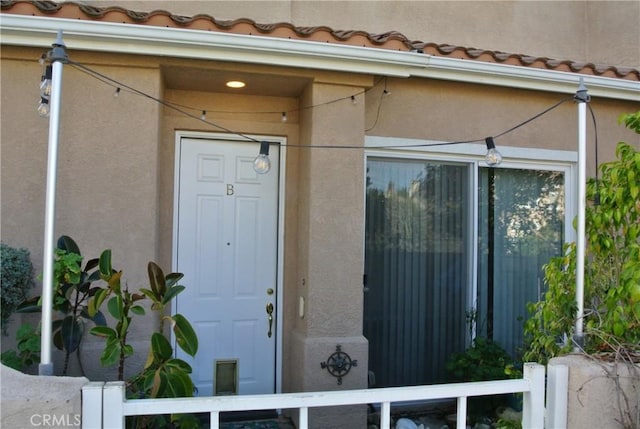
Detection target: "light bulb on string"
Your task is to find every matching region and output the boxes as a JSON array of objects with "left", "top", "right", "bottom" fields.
[
  {"left": 40, "top": 65, "right": 53, "bottom": 98},
  {"left": 253, "top": 141, "right": 271, "bottom": 174},
  {"left": 281, "top": 112, "right": 288, "bottom": 123},
  {"left": 201, "top": 110, "right": 207, "bottom": 120},
  {"left": 113, "top": 87, "right": 121, "bottom": 97},
  {"left": 37, "top": 97, "right": 50, "bottom": 117},
  {"left": 351, "top": 95, "right": 357, "bottom": 105},
  {"left": 484, "top": 137, "right": 503, "bottom": 166}
]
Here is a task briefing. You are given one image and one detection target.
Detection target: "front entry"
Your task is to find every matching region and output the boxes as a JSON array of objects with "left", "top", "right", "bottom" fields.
[{"left": 174, "top": 135, "right": 280, "bottom": 396}]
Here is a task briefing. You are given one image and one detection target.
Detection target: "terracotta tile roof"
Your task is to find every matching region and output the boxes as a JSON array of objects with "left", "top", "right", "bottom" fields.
[{"left": 2, "top": 0, "right": 638, "bottom": 81}]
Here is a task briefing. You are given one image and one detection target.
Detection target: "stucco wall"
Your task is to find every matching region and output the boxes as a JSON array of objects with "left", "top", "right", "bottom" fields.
[
  {"left": 0, "top": 364, "right": 87, "bottom": 429},
  {"left": 1, "top": 47, "right": 164, "bottom": 380},
  {"left": 365, "top": 77, "right": 640, "bottom": 173},
  {"left": 550, "top": 354, "right": 640, "bottom": 429}
]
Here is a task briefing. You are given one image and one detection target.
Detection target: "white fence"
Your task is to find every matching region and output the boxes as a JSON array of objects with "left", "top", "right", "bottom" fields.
[{"left": 83, "top": 363, "right": 568, "bottom": 429}]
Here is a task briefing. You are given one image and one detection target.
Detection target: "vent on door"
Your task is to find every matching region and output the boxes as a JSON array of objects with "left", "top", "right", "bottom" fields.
[{"left": 214, "top": 359, "right": 239, "bottom": 395}]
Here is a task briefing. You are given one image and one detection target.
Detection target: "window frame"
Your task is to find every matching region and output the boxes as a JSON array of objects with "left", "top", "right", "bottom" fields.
[{"left": 363, "top": 136, "right": 577, "bottom": 350}]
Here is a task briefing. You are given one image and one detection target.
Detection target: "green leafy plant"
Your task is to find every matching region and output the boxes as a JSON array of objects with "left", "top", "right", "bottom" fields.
[
  {"left": 446, "top": 337, "right": 516, "bottom": 382},
  {"left": 524, "top": 113, "right": 640, "bottom": 364},
  {"left": 446, "top": 337, "right": 520, "bottom": 422},
  {"left": 496, "top": 417, "right": 522, "bottom": 429},
  {"left": 88, "top": 255, "right": 199, "bottom": 428},
  {"left": 88, "top": 257, "right": 198, "bottom": 390},
  {"left": 1, "top": 243, "right": 35, "bottom": 335},
  {"left": 17, "top": 236, "right": 106, "bottom": 375},
  {"left": 88, "top": 249, "right": 146, "bottom": 381},
  {"left": 0, "top": 323, "right": 41, "bottom": 371}
]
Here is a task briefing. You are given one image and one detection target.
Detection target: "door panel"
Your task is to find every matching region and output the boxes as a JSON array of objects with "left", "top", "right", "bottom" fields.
[{"left": 175, "top": 138, "right": 279, "bottom": 396}]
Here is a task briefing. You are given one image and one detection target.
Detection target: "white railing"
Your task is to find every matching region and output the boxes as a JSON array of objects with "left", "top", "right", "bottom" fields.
[{"left": 83, "top": 363, "right": 565, "bottom": 429}]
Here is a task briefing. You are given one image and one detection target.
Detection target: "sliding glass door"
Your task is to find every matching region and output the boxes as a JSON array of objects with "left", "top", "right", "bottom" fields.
[
  {"left": 477, "top": 168, "right": 565, "bottom": 358},
  {"left": 364, "top": 156, "right": 566, "bottom": 387},
  {"left": 364, "top": 158, "right": 472, "bottom": 387}
]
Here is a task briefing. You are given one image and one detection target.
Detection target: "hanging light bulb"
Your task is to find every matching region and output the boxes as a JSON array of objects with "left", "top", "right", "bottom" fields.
[
  {"left": 253, "top": 141, "right": 271, "bottom": 174},
  {"left": 281, "top": 112, "right": 288, "bottom": 123},
  {"left": 37, "top": 97, "right": 50, "bottom": 117},
  {"left": 484, "top": 137, "right": 503, "bottom": 166},
  {"left": 351, "top": 95, "right": 357, "bottom": 105},
  {"left": 200, "top": 110, "right": 207, "bottom": 120},
  {"left": 113, "top": 87, "right": 121, "bottom": 97},
  {"left": 40, "top": 65, "right": 53, "bottom": 98}
]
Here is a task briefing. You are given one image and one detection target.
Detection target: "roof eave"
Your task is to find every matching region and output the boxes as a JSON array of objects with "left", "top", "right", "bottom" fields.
[{"left": 1, "top": 14, "right": 638, "bottom": 101}]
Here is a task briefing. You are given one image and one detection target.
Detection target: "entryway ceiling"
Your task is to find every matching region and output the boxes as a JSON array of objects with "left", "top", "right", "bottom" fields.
[{"left": 162, "top": 65, "right": 310, "bottom": 97}]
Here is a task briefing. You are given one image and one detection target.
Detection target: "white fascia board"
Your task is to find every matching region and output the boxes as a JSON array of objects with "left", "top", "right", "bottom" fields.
[
  {"left": 1, "top": 14, "right": 638, "bottom": 100},
  {"left": 0, "top": 14, "right": 426, "bottom": 77},
  {"left": 421, "top": 56, "right": 640, "bottom": 102}
]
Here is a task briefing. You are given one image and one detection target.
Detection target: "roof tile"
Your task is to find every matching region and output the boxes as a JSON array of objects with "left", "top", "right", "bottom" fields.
[{"left": 1, "top": 0, "right": 638, "bottom": 81}]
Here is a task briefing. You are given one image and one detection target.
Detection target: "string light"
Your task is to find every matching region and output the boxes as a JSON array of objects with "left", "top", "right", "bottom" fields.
[
  {"left": 253, "top": 141, "right": 271, "bottom": 174},
  {"left": 37, "top": 97, "right": 50, "bottom": 117},
  {"left": 113, "top": 87, "right": 121, "bottom": 97},
  {"left": 40, "top": 65, "right": 53, "bottom": 98},
  {"left": 484, "top": 137, "right": 502, "bottom": 166},
  {"left": 64, "top": 59, "right": 576, "bottom": 169},
  {"left": 351, "top": 95, "right": 357, "bottom": 105}
]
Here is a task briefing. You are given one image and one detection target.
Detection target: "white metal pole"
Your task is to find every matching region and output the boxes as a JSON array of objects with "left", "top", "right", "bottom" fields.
[
  {"left": 574, "top": 78, "right": 589, "bottom": 350},
  {"left": 39, "top": 30, "right": 66, "bottom": 376}
]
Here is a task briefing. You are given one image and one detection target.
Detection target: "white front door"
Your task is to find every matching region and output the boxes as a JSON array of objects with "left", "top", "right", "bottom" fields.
[{"left": 174, "top": 136, "right": 279, "bottom": 396}]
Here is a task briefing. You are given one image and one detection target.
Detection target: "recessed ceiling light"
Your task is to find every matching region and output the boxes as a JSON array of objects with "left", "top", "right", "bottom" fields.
[{"left": 226, "top": 80, "right": 246, "bottom": 89}]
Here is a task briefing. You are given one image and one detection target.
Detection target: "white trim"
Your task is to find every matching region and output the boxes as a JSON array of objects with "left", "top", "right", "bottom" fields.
[
  {"left": 171, "top": 130, "right": 286, "bottom": 395},
  {"left": 1, "top": 14, "right": 638, "bottom": 101},
  {"left": 469, "top": 160, "right": 479, "bottom": 344},
  {"left": 366, "top": 136, "right": 578, "bottom": 164},
  {"left": 363, "top": 136, "right": 578, "bottom": 346},
  {"left": 365, "top": 137, "right": 577, "bottom": 244}
]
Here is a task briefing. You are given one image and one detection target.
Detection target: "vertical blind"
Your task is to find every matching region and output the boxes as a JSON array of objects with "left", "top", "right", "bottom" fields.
[
  {"left": 477, "top": 168, "right": 565, "bottom": 358},
  {"left": 364, "top": 158, "right": 565, "bottom": 387},
  {"left": 364, "top": 158, "right": 470, "bottom": 386}
]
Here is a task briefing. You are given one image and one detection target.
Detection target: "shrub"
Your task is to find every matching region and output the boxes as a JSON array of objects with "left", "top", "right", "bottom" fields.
[
  {"left": 1, "top": 243, "right": 35, "bottom": 334},
  {"left": 0, "top": 323, "right": 40, "bottom": 371},
  {"left": 524, "top": 112, "right": 640, "bottom": 364}
]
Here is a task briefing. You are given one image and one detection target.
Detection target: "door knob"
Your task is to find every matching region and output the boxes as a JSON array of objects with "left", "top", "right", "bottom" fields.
[{"left": 266, "top": 303, "right": 274, "bottom": 338}]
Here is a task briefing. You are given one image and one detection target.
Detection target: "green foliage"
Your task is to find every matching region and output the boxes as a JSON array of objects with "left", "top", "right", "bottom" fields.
[
  {"left": 496, "top": 417, "right": 522, "bottom": 429},
  {"left": 618, "top": 111, "right": 640, "bottom": 133},
  {"left": 132, "top": 264, "right": 198, "bottom": 400},
  {"left": 446, "top": 337, "right": 515, "bottom": 382},
  {"left": 524, "top": 115, "right": 640, "bottom": 364},
  {"left": 88, "top": 257, "right": 199, "bottom": 428},
  {"left": 88, "top": 249, "right": 146, "bottom": 380},
  {"left": 0, "top": 323, "right": 40, "bottom": 371},
  {"left": 18, "top": 236, "right": 107, "bottom": 375},
  {"left": 1, "top": 243, "right": 35, "bottom": 334}
]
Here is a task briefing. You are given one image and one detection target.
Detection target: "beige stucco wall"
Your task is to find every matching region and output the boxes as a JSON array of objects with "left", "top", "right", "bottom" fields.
[
  {"left": 550, "top": 355, "right": 640, "bottom": 429},
  {"left": 366, "top": 77, "right": 640, "bottom": 173},
  {"left": 1, "top": 364, "right": 87, "bottom": 429},
  {"left": 85, "top": 0, "right": 640, "bottom": 69},
  {"left": 1, "top": 47, "right": 164, "bottom": 380}
]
